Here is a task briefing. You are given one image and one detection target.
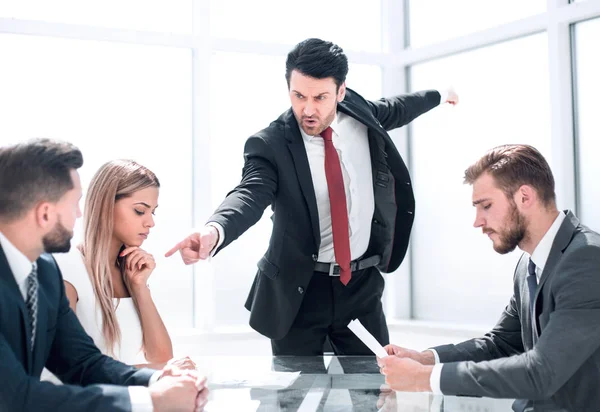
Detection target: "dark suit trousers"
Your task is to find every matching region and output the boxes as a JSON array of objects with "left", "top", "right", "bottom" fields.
[{"left": 271, "top": 266, "right": 389, "bottom": 355}]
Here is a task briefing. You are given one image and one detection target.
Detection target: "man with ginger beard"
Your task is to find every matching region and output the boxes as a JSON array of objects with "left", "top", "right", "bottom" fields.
[{"left": 379, "top": 144, "right": 600, "bottom": 412}]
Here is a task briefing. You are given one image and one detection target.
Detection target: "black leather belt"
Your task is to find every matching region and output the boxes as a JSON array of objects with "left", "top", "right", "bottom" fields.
[{"left": 314, "top": 255, "right": 381, "bottom": 276}]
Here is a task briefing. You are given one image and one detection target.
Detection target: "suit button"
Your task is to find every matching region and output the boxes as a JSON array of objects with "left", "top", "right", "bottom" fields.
[
  {"left": 312, "top": 254, "right": 318, "bottom": 261},
  {"left": 297, "top": 287, "right": 304, "bottom": 294}
]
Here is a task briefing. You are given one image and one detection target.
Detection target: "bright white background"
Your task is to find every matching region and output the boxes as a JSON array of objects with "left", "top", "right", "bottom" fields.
[{"left": 1, "top": 0, "right": 599, "bottom": 338}]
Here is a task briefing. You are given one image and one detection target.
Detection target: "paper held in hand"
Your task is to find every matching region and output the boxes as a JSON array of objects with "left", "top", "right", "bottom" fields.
[{"left": 347, "top": 319, "right": 388, "bottom": 358}]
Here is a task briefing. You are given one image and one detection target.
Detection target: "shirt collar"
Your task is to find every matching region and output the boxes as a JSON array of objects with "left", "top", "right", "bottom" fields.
[
  {"left": 299, "top": 112, "right": 340, "bottom": 143},
  {"left": 0, "top": 231, "right": 36, "bottom": 289},
  {"left": 529, "top": 211, "right": 566, "bottom": 274}
]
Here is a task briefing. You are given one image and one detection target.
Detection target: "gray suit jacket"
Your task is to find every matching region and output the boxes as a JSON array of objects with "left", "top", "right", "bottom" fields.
[{"left": 434, "top": 211, "right": 600, "bottom": 412}]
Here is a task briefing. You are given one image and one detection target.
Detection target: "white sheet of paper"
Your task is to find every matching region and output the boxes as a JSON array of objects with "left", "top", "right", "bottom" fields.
[
  {"left": 347, "top": 319, "right": 388, "bottom": 358},
  {"left": 209, "top": 371, "right": 300, "bottom": 389}
]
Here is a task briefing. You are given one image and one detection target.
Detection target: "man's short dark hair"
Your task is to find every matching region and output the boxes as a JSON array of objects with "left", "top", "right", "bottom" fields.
[
  {"left": 464, "top": 144, "right": 556, "bottom": 208},
  {"left": 285, "top": 38, "right": 349, "bottom": 90},
  {"left": 0, "top": 138, "right": 84, "bottom": 221}
]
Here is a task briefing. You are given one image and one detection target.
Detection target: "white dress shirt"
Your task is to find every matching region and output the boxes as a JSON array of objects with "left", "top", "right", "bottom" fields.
[
  {"left": 299, "top": 112, "right": 374, "bottom": 262},
  {"left": 427, "top": 211, "right": 566, "bottom": 395},
  {"left": 210, "top": 111, "right": 375, "bottom": 263},
  {"left": 0, "top": 231, "right": 155, "bottom": 412}
]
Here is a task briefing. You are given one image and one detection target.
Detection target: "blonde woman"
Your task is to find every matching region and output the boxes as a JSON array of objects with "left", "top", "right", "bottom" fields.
[{"left": 54, "top": 160, "right": 194, "bottom": 369}]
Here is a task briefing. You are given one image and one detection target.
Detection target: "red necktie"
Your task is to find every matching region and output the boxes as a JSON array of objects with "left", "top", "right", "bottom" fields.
[{"left": 320, "top": 127, "right": 351, "bottom": 285}]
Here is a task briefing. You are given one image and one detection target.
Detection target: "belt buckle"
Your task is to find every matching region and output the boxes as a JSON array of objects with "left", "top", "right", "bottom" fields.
[{"left": 328, "top": 263, "right": 340, "bottom": 276}]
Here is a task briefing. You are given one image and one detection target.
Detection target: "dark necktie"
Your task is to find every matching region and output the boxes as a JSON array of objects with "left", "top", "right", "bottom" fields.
[
  {"left": 26, "top": 263, "right": 39, "bottom": 351},
  {"left": 527, "top": 258, "right": 537, "bottom": 320},
  {"left": 320, "top": 127, "right": 351, "bottom": 285}
]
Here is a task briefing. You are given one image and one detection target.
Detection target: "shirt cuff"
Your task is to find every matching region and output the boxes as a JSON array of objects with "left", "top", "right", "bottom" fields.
[
  {"left": 427, "top": 349, "right": 440, "bottom": 364},
  {"left": 149, "top": 370, "right": 162, "bottom": 386},
  {"left": 128, "top": 386, "right": 154, "bottom": 412},
  {"left": 438, "top": 89, "right": 447, "bottom": 105},
  {"left": 206, "top": 222, "right": 225, "bottom": 257},
  {"left": 430, "top": 364, "right": 444, "bottom": 395}
]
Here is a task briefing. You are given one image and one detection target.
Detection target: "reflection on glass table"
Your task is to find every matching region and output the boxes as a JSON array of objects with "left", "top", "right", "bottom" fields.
[{"left": 192, "top": 356, "right": 514, "bottom": 411}]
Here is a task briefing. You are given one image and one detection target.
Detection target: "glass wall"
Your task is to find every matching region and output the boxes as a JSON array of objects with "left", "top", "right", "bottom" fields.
[
  {"left": 410, "top": 34, "right": 551, "bottom": 324},
  {"left": 0, "top": 33, "right": 194, "bottom": 328},
  {"left": 2, "top": 0, "right": 600, "bottom": 332}
]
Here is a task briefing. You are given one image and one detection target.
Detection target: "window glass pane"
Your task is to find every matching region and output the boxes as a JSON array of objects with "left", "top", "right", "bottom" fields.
[
  {"left": 0, "top": 0, "right": 192, "bottom": 33},
  {"left": 209, "top": 52, "right": 382, "bottom": 326},
  {"left": 210, "top": 0, "right": 381, "bottom": 52},
  {"left": 409, "top": 34, "right": 551, "bottom": 325},
  {"left": 346, "top": 64, "right": 382, "bottom": 101},
  {"left": 574, "top": 18, "right": 600, "bottom": 232},
  {"left": 0, "top": 33, "right": 194, "bottom": 328},
  {"left": 408, "top": 0, "right": 546, "bottom": 48},
  {"left": 209, "top": 52, "right": 288, "bottom": 327}
]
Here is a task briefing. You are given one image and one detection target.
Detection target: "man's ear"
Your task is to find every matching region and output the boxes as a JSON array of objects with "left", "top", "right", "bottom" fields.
[
  {"left": 515, "top": 185, "right": 536, "bottom": 209},
  {"left": 337, "top": 82, "right": 346, "bottom": 102},
  {"left": 34, "top": 202, "right": 55, "bottom": 230}
]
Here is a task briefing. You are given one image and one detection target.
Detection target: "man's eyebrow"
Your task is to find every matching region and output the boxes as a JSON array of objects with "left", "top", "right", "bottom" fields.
[{"left": 472, "top": 198, "right": 490, "bottom": 206}]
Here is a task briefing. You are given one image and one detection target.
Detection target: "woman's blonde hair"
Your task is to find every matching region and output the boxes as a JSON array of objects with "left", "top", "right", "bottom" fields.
[{"left": 79, "top": 160, "right": 159, "bottom": 355}]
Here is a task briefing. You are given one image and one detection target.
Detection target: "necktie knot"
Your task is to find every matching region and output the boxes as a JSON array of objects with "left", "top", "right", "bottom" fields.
[
  {"left": 528, "top": 258, "right": 537, "bottom": 279},
  {"left": 320, "top": 127, "right": 333, "bottom": 142}
]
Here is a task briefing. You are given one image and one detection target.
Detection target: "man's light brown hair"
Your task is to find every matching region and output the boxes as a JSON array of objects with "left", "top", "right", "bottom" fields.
[
  {"left": 0, "top": 138, "right": 83, "bottom": 221},
  {"left": 464, "top": 144, "right": 556, "bottom": 207}
]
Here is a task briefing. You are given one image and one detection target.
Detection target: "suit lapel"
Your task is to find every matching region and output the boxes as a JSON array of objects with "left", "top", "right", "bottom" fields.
[
  {"left": 0, "top": 244, "right": 33, "bottom": 372},
  {"left": 338, "top": 98, "right": 395, "bottom": 184},
  {"left": 531, "top": 211, "right": 578, "bottom": 338},
  {"left": 338, "top": 99, "right": 388, "bottom": 139},
  {"left": 284, "top": 111, "right": 321, "bottom": 249}
]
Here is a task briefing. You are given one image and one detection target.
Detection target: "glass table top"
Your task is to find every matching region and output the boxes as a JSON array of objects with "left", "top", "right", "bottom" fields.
[{"left": 193, "top": 355, "right": 515, "bottom": 411}]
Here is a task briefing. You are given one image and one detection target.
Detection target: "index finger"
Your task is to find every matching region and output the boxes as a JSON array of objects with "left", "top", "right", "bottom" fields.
[
  {"left": 165, "top": 241, "right": 184, "bottom": 257},
  {"left": 120, "top": 246, "right": 139, "bottom": 257}
]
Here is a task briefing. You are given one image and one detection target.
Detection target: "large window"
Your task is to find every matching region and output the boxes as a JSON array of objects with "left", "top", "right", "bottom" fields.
[
  {"left": 573, "top": 18, "right": 600, "bottom": 232},
  {"left": 3, "top": 0, "right": 600, "bottom": 336},
  {"left": 409, "top": 33, "right": 551, "bottom": 325},
  {"left": 0, "top": 33, "right": 194, "bottom": 328},
  {"left": 408, "top": 0, "right": 546, "bottom": 48}
]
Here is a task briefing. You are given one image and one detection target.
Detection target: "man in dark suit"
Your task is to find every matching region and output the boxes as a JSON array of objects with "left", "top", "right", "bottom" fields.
[
  {"left": 0, "top": 139, "right": 208, "bottom": 412},
  {"left": 379, "top": 145, "right": 600, "bottom": 412},
  {"left": 166, "top": 38, "right": 458, "bottom": 356}
]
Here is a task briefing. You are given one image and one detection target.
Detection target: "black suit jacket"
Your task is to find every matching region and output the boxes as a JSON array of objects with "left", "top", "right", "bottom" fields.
[
  {"left": 0, "top": 245, "right": 156, "bottom": 412},
  {"left": 208, "top": 88, "right": 441, "bottom": 339}
]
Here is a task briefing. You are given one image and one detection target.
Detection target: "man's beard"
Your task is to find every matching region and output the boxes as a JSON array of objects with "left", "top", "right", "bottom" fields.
[
  {"left": 42, "top": 218, "right": 73, "bottom": 253},
  {"left": 493, "top": 202, "right": 527, "bottom": 254},
  {"left": 296, "top": 104, "right": 337, "bottom": 136}
]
